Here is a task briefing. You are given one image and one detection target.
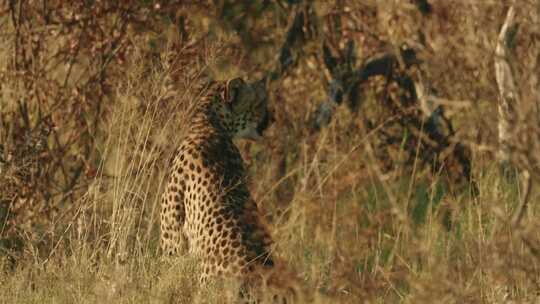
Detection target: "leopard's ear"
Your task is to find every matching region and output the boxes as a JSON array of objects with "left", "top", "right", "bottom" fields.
[{"left": 224, "top": 77, "right": 245, "bottom": 104}]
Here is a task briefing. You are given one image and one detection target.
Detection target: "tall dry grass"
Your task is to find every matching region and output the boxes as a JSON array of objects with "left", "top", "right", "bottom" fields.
[{"left": 1, "top": 1, "right": 540, "bottom": 303}]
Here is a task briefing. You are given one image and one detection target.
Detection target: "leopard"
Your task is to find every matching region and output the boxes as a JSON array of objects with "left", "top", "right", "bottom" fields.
[{"left": 160, "top": 77, "right": 298, "bottom": 300}]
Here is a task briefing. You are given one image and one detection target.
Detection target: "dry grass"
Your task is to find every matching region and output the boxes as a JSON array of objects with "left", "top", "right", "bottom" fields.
[{"left": 1, "top": 1, "right": 540, "bottom": 303}]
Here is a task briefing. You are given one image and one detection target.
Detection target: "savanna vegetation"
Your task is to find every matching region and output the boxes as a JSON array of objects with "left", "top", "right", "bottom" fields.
[{"left": 1, "top": 1, "right": 539, "bottom": 303}]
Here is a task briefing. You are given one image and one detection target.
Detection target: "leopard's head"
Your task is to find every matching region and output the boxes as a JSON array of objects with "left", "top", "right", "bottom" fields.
[{"left": 217, "top": 77, "right": 272, "bottom": 140}]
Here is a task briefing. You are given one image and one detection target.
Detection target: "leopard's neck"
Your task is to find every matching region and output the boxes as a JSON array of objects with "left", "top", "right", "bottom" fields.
[{"left": 188, "top": 84, "right": 235, "bottom": 139}]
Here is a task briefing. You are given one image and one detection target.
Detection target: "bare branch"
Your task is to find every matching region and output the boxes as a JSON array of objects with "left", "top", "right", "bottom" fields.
[
  {"left": 495, "top": 4, "right": 518, "bottom": 163},
  {"left": 494, "top": 4, "right": 533, "bottom": 227}
]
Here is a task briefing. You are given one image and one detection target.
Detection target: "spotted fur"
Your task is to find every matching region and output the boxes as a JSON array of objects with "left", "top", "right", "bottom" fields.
[{"left": 160, "top": 77, "right": 276, "bottom": 284}]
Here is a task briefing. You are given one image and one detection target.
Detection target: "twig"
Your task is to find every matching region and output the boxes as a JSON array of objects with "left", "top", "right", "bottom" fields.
[{"left": 512, "top": 170, "right": 532, "bottom": 226}]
